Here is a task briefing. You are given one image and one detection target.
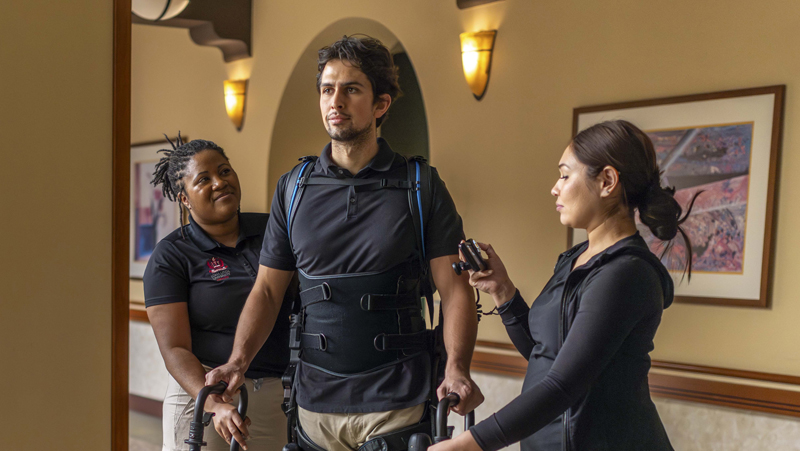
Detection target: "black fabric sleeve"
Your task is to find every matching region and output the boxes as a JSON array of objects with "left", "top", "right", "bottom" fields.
[
  {"left": 142, "top": 240, "right": 189, "bottom": 307},
  {"left": 424, "top": 167, "right": 465, "bottom": 261},
  {"left": 259, "top": 172, "right": 297, "bottom": 271},
  {"left": 470, "top": 257, "right": 663, "bottom": 451},
  {"left": 497, "top": 290, "right": 535, "bottom": 360}
]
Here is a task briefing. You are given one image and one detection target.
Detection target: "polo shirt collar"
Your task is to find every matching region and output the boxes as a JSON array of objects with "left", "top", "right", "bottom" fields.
[
  {"left": 319, "top": 138, "right": 397, "bottom": 176},
  {"left": 187, "top": 213, "right": 256, "bottom": 251},
  {"left": 368, "top": 138, "right": 397, "bottom": 172}
]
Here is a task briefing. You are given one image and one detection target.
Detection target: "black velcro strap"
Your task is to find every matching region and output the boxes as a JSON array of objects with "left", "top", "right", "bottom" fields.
[
  {"left": 300, "top": 333, "right": 327, "bottom": 351},
  {"left": 374, "top": 330, "right": 431, "bottom": 352},
  {"left": 303, "top": 177, "right": 413, "bottom": 192},
  {"left": 357, "top": 420, "right": 431, "bottom": 451},
  {"left": 299, "top": 283, "right": 331, "bottom": 308},
  {"left": 360, "top": 292, "right": 419, "bottom": 311},
  {"left": 353, "top": 179, "right": 413, "bottom": 192}
]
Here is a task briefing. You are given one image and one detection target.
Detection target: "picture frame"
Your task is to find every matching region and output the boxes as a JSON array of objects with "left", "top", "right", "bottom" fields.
[
  {"left": 570, "top": 86, "right": 784, "bottom": 308},
  {"left": 130, "top": 139, "right": 183, "bottom": 279}
]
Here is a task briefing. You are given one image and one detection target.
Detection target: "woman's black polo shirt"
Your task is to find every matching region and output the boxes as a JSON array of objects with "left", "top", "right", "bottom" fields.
[{"left": 143, "top": 212, "right": 291, "bottom": 379}]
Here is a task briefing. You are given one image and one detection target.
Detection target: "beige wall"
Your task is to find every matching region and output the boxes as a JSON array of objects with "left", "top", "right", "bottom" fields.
[
  {"left": 132, "top": 0, "right": 800, "bottom": 376},
  {"left": 0, "top": 1, "right": 112, "bottom": 449}
]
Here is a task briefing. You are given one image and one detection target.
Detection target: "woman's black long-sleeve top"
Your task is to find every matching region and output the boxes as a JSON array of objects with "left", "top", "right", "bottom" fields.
[{"left": 470, "top": 233, "right": 675, "bottom": 451}]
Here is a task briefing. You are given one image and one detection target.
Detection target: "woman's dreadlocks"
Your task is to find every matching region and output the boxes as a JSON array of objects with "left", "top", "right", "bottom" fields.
[{"left": 151, "top": 132, "right": 228, "bottom": 237}]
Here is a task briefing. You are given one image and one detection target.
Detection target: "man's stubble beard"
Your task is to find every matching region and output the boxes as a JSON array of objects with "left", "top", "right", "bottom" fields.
[{"left": 326, "top": 120, "right": 373, "bottom": 145}]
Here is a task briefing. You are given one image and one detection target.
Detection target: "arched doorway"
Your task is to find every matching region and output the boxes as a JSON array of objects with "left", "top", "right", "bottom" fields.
[{"left": 266, "top": 18, "right": 429, "bottom": 204}]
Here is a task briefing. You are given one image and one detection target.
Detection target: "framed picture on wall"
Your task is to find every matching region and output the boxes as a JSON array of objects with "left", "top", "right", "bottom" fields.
[
  {"left": 570, "top": 86, "right": 784, "bottom": 308},
  {"left": 130, "top": 140, "right": 182, "bottom": 279}
]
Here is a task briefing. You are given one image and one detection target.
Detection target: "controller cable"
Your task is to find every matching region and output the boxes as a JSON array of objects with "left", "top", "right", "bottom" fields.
[{"left": 474, "top": 288, "right": 500, "bottom": 322}]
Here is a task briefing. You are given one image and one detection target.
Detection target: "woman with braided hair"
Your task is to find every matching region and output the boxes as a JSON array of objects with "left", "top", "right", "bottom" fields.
[
  {"left": 144, "top": 135, "right": 292, "bottom": 451},
  {"left": 432, "top": 120, "right": 700, "bottom": 451}
]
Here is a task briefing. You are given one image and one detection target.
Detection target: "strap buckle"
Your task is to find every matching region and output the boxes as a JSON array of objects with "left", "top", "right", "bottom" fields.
[
  {"left": 373, "top": 333, "right": 388, "bottom": 352},
  {"left": 301, "top": 333, "right": 328, "bottom": 352},
  {"left": 299, "top": 282, "right": 331, "bottom": 308}
]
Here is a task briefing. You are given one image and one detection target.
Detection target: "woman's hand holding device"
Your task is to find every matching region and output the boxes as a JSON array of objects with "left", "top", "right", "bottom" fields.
[{"left": 458, "top": 240, "right": 517, "bottom": 307}]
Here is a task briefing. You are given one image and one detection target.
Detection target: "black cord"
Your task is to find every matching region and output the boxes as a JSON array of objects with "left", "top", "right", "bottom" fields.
[{"left": 475, "top": 288, "right": 499, "bottom": 322}]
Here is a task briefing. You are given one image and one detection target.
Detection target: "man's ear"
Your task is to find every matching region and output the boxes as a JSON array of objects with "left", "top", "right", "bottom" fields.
[
  {"left": 373, "top": 93, "right": 392, "bottom": 119},
  {"left": 599, "top": 165, "right": 621, "bottom": 198}
]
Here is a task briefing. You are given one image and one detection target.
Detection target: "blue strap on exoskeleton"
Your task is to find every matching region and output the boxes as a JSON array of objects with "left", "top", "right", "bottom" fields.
[
  {"left": 287, "top": 160, "right": 312, "bottom": 242},
  {"left": 415, "top": 161, "right": 426, "bottom": 261}
]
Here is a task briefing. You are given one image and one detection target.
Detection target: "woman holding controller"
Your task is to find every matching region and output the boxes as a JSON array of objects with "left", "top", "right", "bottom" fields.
[
  {"left": 433, "top": 120, "right": 697, "bottom": 451},
  {"left": 144, "top": 136, "right": 293, "bottom": 451}
]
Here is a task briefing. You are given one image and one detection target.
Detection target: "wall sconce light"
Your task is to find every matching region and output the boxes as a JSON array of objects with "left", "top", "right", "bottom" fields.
[
  {"left": 459, "top": 30, "right": 497, "bottom": 100},
  {"left": 223, "top": 79, "right": 247, "bottom": 131},
  {"left": 132, "top": 0, "right": 191, "bottom": 21}
]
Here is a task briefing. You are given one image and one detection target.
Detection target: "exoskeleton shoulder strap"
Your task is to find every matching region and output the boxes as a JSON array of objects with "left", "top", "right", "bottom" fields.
[
  {"left": 283, "top": 156, "right": 318, "bottom": 246},
  {"left": 406, "top": 155, "right": 436, "bottom": 324}
]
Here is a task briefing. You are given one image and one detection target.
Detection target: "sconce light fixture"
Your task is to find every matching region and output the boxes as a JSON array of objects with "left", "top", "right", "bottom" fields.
[
  {"left": 459, "top": 30, "right": 497, "bottom": 100},
  {"left": 224, "top": 79, "right": 248, "bottom": 131},
  {"left": 132, "top": 0, "right": 191, "bottom": 21}
]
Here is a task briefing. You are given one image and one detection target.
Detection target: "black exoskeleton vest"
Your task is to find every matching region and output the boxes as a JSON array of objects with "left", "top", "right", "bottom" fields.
[
  {"left": 298, "top": 261, "right": 428, "bottom": 373},
  {"left": 279, "top": 154, "right": 450, "bottom": 451},
  {"left": 282, "top": 154, "right": 439, "bottom": 374}
]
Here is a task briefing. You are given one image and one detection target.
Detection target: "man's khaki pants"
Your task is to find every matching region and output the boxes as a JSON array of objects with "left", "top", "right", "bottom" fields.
[
  {"left": 162, "top": 371, "right": 286, "bottom": 451},
  {"left": 298, "top": 404, "right": 426, "bottom": 451}
]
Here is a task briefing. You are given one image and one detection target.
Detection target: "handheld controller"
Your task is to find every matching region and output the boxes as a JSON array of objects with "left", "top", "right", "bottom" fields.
[{"left": 452, "top": 239, "right": 487, "bottom": 276}]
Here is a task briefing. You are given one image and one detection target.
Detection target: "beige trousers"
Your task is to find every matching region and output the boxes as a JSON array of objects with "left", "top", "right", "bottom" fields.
[
  {"left": 162, "top": 371, "right": 286, "bottom": 451},
  {"left": 297, "top": 403, "right": 426, "bottom": 451}
]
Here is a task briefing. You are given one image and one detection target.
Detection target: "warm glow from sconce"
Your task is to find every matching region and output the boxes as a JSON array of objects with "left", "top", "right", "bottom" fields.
[
  {"left": 460, "top": 30, "right": 497, "bottom": 100},
  {"left": 226, "top": 58, "right": 253, "bottom": 81},
  {"left": 223, "top": 79, "right": 247, "bottom": 131}
]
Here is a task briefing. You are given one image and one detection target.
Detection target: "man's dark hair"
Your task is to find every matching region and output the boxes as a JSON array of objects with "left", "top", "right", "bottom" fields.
[{"left": 316, "top": 35, "right": 402, "bottom": 127}]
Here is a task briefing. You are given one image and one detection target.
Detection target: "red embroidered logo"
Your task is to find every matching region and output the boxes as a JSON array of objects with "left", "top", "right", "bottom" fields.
[{"left": 206, "top": 257, "right": 230, "bottom": 281}]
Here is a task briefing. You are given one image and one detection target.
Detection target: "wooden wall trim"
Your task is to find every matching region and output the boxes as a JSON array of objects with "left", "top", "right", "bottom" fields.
[
  {"left": 130, "top": 394, "right": 163, "bottom": 418},
  {"left": 472, "top": 349, "right": 526, "bottom": 377},
  {"left": 130, "top": 307, "right": 149, "bottom": 323},
  {"left": 113, "top": 1, "right": 132, "bottom": 450},
  {"left": 649, "top": 372, "right": 800, "bottom": 417},
  {"left": 651, "top": 360, "right": 800, "bottom": 386},
  {"left": 473, "top": 341, "right": 800, "bottom": 418}
]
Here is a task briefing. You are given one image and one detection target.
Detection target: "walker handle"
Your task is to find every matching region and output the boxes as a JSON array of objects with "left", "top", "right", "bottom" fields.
[
  {"left": 185, "top": 381, "right": 249, "bottom": 451},
  {"left": 434, "top": 393, "right": 475, "bottom": 443}
]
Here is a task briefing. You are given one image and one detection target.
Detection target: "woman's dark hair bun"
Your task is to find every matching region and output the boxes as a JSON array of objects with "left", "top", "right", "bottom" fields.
[
  {"left": 638, "top": 181, "right": 703, "bottom": 280},
  {"left": 637, "top": 184, "right": 681, "bottom": 241}
]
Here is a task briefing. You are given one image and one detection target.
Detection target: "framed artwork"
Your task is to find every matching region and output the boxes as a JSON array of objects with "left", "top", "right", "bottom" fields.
[
  {"left": 570, "top": 86, "right": 784, "bottom": 307},
  {"left": 130, "top": 140, "right": 182, "bottom": 279}
]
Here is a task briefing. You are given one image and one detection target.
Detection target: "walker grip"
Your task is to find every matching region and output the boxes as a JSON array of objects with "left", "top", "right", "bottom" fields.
[
  {"left": 408, "top": 392, "right": 477, "bottom": 449},
  {"left": 185, "top": 381, "right": 248, "bottom": 451}
]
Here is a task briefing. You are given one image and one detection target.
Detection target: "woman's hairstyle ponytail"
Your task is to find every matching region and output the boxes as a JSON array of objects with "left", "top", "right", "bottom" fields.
[{"left": 571, "top": 120, "right": 702, "bottom": 279}]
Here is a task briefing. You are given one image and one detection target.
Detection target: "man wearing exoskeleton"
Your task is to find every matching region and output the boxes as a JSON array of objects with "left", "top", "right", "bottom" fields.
[{"left": 205, "top": 35, "right": 483, "bottom": 451}]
